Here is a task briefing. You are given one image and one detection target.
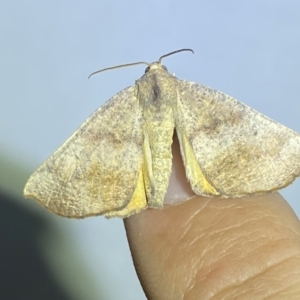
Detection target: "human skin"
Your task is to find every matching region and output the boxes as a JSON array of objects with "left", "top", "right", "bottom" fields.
[{"left": 124, "top": 139, "right": 300, "bottom": 299}]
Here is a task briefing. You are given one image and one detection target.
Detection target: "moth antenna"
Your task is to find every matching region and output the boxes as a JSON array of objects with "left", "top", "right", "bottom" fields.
[
  {"left": 158, "top": 49, "right": 194, "bottom": 64},
  {"left": 88, "top": 61, "right": 150, "bottom": 79}
]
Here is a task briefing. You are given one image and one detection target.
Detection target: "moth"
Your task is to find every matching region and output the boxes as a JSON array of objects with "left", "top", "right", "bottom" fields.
[{"left": 24, "top": 49, "right": 300, "bottom": 218}]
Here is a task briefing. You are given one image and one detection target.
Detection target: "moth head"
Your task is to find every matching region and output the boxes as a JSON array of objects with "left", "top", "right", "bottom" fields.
[{"left": 144, "top": 63, "right": 168, "bottom": 74}]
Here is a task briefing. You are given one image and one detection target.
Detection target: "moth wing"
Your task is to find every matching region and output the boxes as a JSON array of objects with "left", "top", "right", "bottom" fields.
[
  {"left": 176, "top": 81, "right": 300, "bottom": 197},
  {"left": 24, "top": 86, "right": 146, "bottom": 217}
]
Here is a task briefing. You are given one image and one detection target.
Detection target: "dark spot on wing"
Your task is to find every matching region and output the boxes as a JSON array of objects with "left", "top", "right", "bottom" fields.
[{"left": 152, "top": 77, "right": 161, "bottom": 101}]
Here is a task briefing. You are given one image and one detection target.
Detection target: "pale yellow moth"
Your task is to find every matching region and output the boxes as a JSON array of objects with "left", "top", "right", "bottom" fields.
[{"left": 24, "top": 49, "right": 300, "bottom": 218}]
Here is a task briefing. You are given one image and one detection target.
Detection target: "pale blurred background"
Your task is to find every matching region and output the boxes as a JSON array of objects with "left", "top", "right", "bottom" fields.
[{"left": 1, "top": 1, "right": 300, "bottom": 299}]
